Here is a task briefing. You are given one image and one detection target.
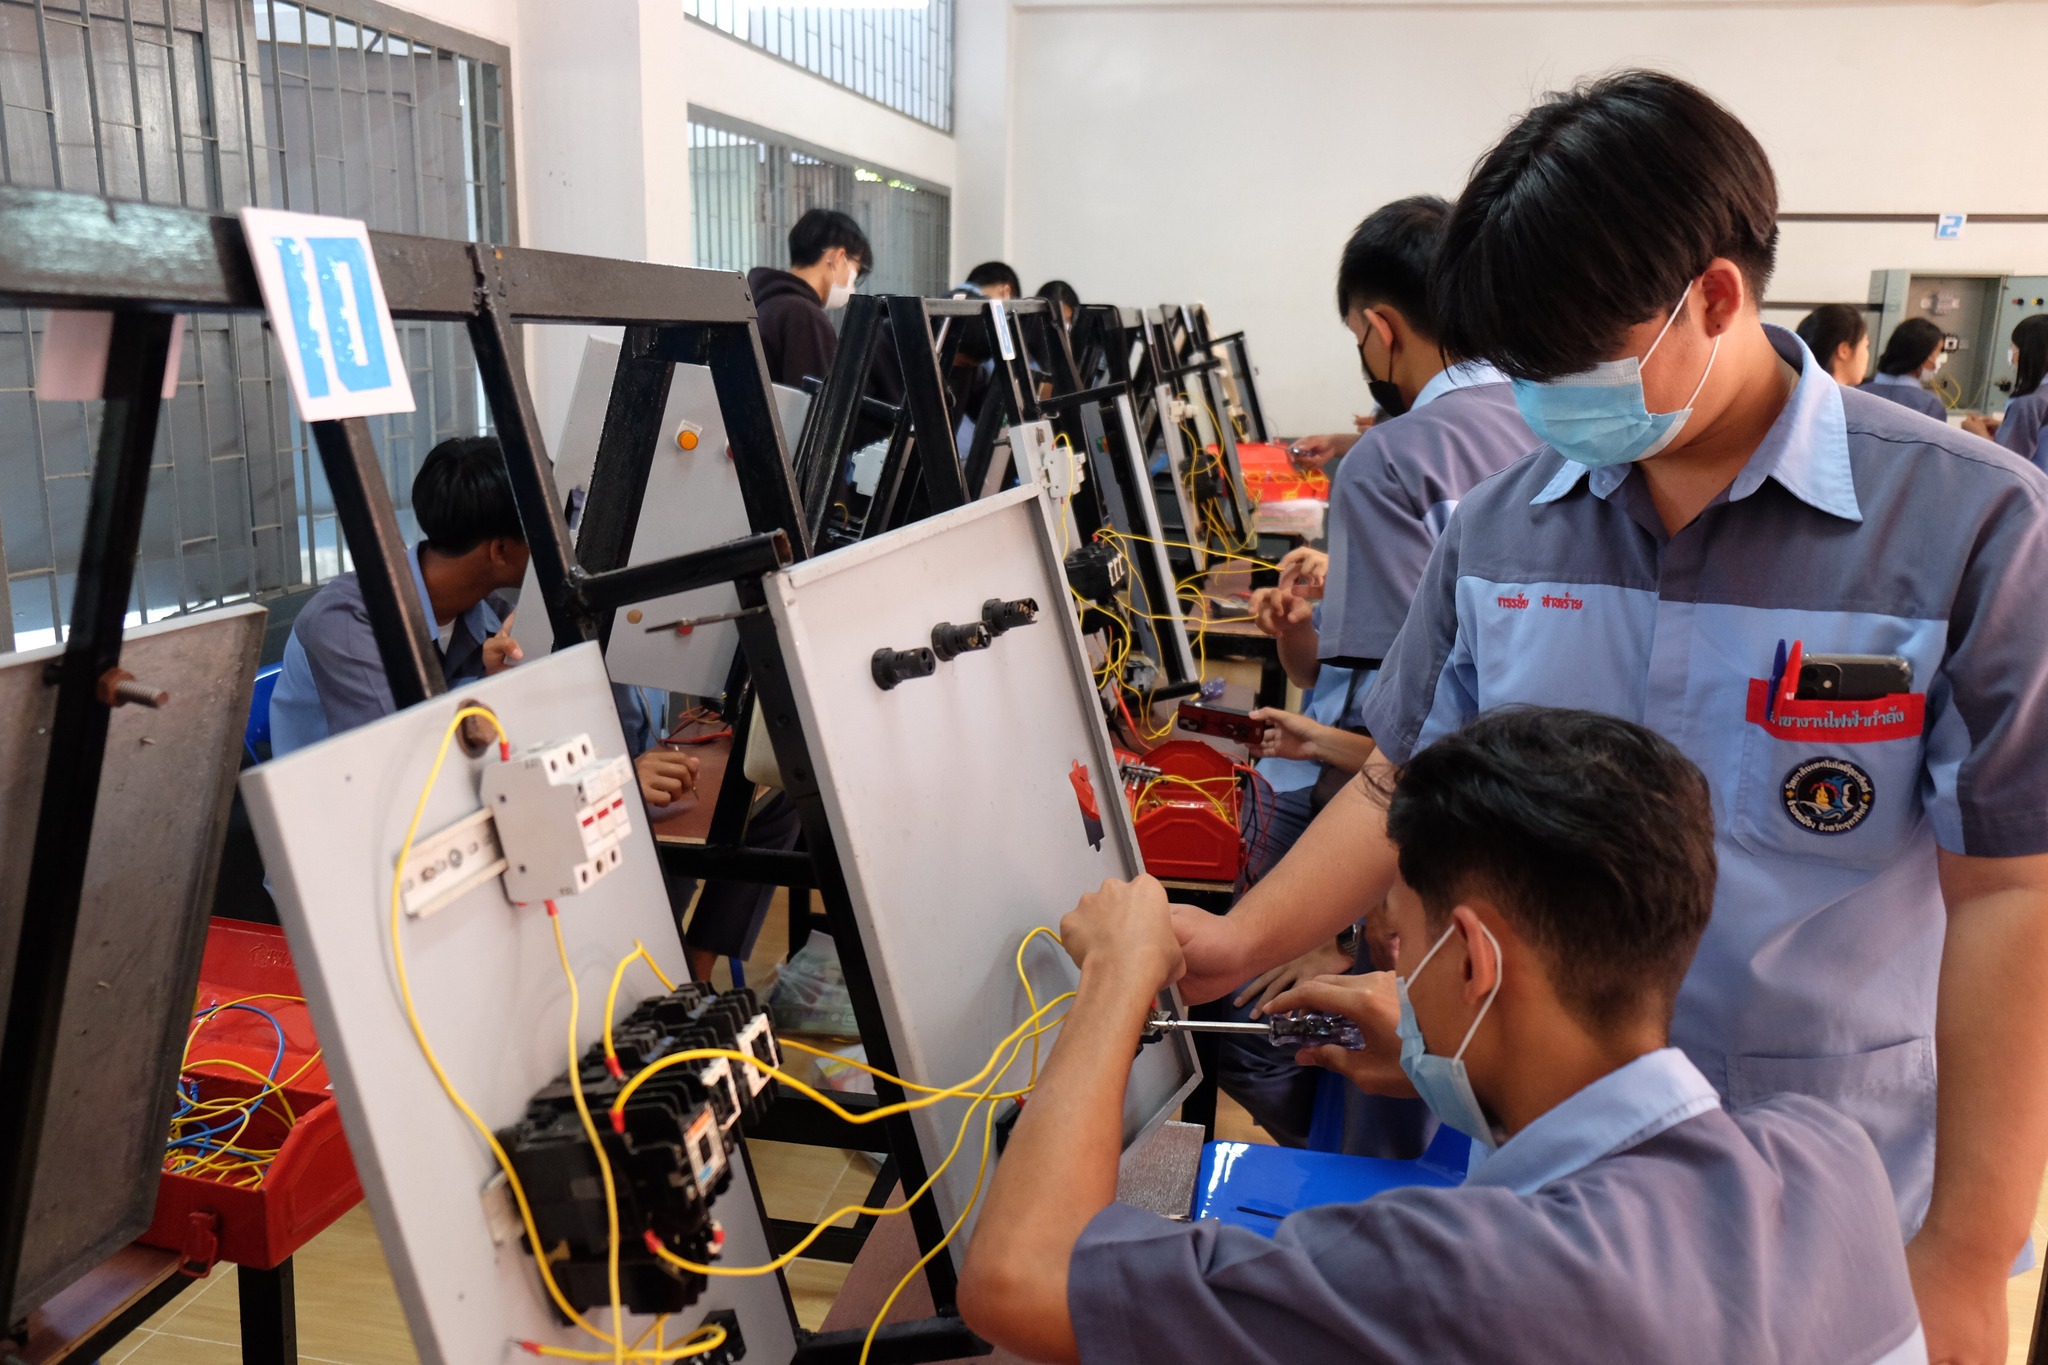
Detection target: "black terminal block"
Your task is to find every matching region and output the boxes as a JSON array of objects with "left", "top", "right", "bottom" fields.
[
  {"left": 498, "top": 985, "right": 779, "bottom": 1318},
  {"left": 872, "top": 646, "right": 938, "bottom": 691},
  {"left": 695, "top": 1309, "right": 746, "bottom": 1364},
  {"left": 930, "top": 619, "right": 993, "bottom": 661},
  {"left": 1064, "top": 543, "right": 1129, "bottom": 605},
  {"left": 980, "top": 597, "right": 1040, "bottom": 635}
]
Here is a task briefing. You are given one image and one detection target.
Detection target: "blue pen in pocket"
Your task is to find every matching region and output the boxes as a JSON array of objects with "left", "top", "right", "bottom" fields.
[{"left": 1766, "top": 639, "right": 1788, "bottom": 721}]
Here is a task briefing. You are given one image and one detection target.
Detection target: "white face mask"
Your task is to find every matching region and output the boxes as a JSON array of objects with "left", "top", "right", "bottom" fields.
[
  {"left": 1928, "top": 351, "right": 1947, "bottom": 376},
  {"left": 825, "top": 258, "right": 857, "bottom": 311}
]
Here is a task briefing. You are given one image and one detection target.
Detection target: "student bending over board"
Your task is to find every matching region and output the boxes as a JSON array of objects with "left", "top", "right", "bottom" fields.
[{"left": 957, "top": 707, "right": 1924, "bottom": 1365}]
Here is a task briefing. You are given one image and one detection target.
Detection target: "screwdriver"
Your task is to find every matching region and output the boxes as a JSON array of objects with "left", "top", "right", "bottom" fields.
[{"left": 1142, "top": 1008, "right": 1367, "bottom": 1051}]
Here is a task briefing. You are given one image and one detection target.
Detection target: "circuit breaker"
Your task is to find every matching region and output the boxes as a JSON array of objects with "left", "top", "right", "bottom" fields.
[{"left": 478, "top": 734, "right": 634, "bottom": 903}]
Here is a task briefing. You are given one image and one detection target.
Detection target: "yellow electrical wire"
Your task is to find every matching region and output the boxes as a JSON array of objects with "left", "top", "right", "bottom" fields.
[
  {"left": 641, "top": 1004, "right": 1068, "bottom": 1280},
  {"left": 608, "top": 992, "right": 1075, "bottom": 1165},
  {"left": 549, "top": 907, "right": 628, "bottom": 1365},
  {"left": 626, "top": 928, "right": 1071, "bottom": 1282},
  {"left": 386, "top": 705, "right": 626, "bottom": 1346},
  {"left": 519, "top": 1324, "right": 726, "bottom": 1362},
  {"left": 603, "top": 941, "right": 679, "bottom": 1076}
]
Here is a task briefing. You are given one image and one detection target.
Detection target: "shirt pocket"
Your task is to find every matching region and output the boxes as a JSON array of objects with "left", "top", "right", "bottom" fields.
[
  {"left": 1726, "top": 1037, "right": 1935, "bottom": 1227},
  {"left": 1729, "top": 679, "right": 1927, "bottom": 870}
]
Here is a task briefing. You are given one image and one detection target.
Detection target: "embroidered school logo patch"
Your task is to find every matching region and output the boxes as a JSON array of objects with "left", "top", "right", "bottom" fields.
[{"left": 1781, "top": 757, "right": 1875, "bottom": 835}]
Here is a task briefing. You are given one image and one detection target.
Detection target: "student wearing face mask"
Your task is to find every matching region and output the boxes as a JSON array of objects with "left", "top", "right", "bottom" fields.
[
  {"left": 1795, "top": 302, "right": 1871, "bottom": 385},
  {"left": 958, "top": 708, "right": 1925, "bottom": 1365},
  {"left": 745, "top": 208, "right": 871, "bottom": 388},
  {"left": 1963, "top": 315, "right": 2048, "bottom": 470},
  {"left": 1859, "top": 317, "right": 1952, "bottom": 421},
  {"left": 1133, "top": 71, "right": 2048, "bottom": 1365}
]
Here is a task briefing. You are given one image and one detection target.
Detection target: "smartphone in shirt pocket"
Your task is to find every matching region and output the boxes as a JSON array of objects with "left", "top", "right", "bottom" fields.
[{"left": 1731, "top": 651, "right": 1928, "bottom": 869}]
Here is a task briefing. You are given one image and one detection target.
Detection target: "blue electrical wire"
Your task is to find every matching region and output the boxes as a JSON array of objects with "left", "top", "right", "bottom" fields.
[{"left": 166, "top": 1003, "right": 289, "bottom": 1155}]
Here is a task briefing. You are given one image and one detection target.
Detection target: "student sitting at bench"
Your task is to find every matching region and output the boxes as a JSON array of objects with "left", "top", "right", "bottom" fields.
[{"left": 959, "top": 706, "right": 1924, "bottom": 1365}]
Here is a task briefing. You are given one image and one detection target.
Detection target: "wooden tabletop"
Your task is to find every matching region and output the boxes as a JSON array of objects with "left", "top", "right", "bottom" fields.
[
  {"left": 650, "top": 725, "right": 736, "bottom": 845},
  {"left": 10, "top": 1245, "right": 190, "bottom": 1365}
]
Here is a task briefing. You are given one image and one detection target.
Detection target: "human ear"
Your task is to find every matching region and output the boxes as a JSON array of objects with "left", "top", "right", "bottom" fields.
[
  {"left": 1696, "top": 259, "right": 1748, "bottom": 337},
  {"left": 1450, "top": 905, "right": 1500, "bottom": 1005}
]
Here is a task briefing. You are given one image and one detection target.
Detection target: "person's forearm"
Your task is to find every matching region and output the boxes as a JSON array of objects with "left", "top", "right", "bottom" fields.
[
  {"left": 1227, "top": 755, "right": 1400, "bottom": 977},
  {"left": 958, "top": 961, "right": 1154, "bottom": 1362},
  {"left": 1275, "top": 622, "right": 1321, "bottom": 691},
  {"left": 1919, "top": 870, "right": 2048, "bottom": 1273},
  {"left": 1299, "top": 723, "right": 1376, "bottom": 775}
]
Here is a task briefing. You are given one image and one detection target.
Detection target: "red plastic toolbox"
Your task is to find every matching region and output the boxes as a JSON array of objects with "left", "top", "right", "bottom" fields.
[
  {"left": 1124, "top": 740, "right": 1244, "bottom": 883},
  {"left": 140, "top": 920, "right": 361, "bottom": 1272},
  {"left": 1230, "top": 441, "right": 1330, "bottom": 505}
]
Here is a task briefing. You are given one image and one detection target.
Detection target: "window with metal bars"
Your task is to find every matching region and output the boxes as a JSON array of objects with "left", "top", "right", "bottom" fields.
[
  {"left": 0, "top": 0, "right": 511, "bottom": 653},
  {"left": 681, "top": 0, "right": 953, "bottom": 133},
  {"left": 690, "top": 108, "right": 950, "bottom": 301}
]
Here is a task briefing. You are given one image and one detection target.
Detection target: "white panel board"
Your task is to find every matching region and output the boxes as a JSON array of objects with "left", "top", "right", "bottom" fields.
[
  {"left": 513, "top": 332, "right": 811, "bottom": 700},
  {"left": 242, "top": 645, "right": 796, "bottom": 1365},
  {"left": 762, "top": 487, "right": 1200, "bottom": 1248}
]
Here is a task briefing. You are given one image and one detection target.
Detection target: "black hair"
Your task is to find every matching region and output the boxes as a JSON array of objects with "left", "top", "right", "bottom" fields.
[
  {"left": 1876, "top": 317, "right": 1945, "bottom": 377},
  {"left": 413, "top": 435, "right": 523, "bottom": 556},
  {"left": 1036, "top": 279, "right": 1081, "bottom": 316},
  {"left": 1794, "top": 304, "right": 1869, "bottom": 380},
  {"left": 1433, "top": 70, "right": 1780, "bottom": 381},
  {"left": 1335, "top": 196, "right": 1449, "bottom": 338},
  {"left": 788, "top": 208, "right": 872, "bottom": 273},
  {"left": 965, "top": 261, "right": 1022, "bottom": 295},
  {"left": 1378, "top": 707, "right": 1716, "bottom": 1033},
  {"left": 2014, "top": 314, "right": 2048, "bottom": 400}
]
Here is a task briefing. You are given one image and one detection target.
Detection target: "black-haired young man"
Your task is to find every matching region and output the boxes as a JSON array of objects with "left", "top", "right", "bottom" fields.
[
  {"left": 960, "top": 708, "right": 1925, "bottom": 1365},
  {"left": 269, "top": 436, "right": 699, "bottom": 810},
  {"left": 1164, "top": 71, "right": 2048, "bottom": 1362},
  {"left": 964, "top": 260, "right": 1021, "bottom": 300},
  {"left": 746, "top": 207, "right": 872, "bottom": 388},
  {"left": 1219, "top": 195, "right": 1536, "bottom": 1154}
]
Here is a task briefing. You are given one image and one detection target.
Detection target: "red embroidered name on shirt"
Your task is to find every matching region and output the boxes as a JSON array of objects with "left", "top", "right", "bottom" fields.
[
  {"left": 1541, "top": 594, "right": 1584, "bottom": 610},
  {"left": 1497, "top": 593, "right": 1529, "bottom": 609}
]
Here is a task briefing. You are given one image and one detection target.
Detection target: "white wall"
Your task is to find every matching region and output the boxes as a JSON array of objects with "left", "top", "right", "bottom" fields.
[
  {"left": 996, "top": 0, "right": 2048, "bottom": 433},
  {"left": 370, "top": 0, "right": 961, "bottom": 438}
]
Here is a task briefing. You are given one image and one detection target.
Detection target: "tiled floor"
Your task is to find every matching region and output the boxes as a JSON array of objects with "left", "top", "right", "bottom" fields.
[{"left": 97, "top": 890, "right": 2048, "bottom": 1362}]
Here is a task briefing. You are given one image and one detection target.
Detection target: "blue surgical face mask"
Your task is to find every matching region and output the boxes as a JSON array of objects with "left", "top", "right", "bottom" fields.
[
  {"left": 1396, "top": 918, "right": 1504, "bottom": 1146},
  {"left": 1511, "top": 283, "right": 1720, "bottom": 469}
]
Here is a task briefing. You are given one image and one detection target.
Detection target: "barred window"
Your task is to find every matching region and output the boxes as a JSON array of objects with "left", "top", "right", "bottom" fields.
[
  {"left": 689, "top": 108, "right": 950, "bottom": 300},
  {"left": 681, "top": 1, "right": 953, "bottom": 132},
  {"left": 0, "top": 0, "right": 511, "bottom": 652}
]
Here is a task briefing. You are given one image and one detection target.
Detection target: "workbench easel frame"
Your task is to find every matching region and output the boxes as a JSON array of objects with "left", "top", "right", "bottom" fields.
[{"left": 0, "top": 185, "right": 988, "bottom": 1365}]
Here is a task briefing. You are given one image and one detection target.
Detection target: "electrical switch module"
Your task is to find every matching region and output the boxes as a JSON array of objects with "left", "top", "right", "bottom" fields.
[
  {"left": 501, "top": 985, "right": 778, "bottom": 1317},
  {"left": 480, "top": 733, "right": 634, "bottom": 902}
]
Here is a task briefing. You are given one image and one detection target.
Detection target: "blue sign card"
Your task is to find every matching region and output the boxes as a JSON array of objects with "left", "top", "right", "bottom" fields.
[
  {"left": 239, "top": 207, "right": 416, "bottom": 421},
  {"left": 1935, "top": 213, "right": 1967, "bottom": 241}
]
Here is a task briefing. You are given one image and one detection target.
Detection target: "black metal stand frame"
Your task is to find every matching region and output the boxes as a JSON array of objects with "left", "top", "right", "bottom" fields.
[
  {"left": 0, "top": 185, "right": 984, "bottom": 1365},
  {"left": 1208, "top": 328, "right": 1270, "bottom": 446},
  {"left": 1156, "top": 303, "right": 1256, "bottom": 557}
]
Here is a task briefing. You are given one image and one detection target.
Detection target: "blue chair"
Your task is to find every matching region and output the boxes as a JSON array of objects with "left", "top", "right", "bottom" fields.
[
  {"left": 244, "top": 663, "right": 283, "bottom": 763},
  {"left": 1190, "top": 1122, "right": 1472, "bottom": 1234}
]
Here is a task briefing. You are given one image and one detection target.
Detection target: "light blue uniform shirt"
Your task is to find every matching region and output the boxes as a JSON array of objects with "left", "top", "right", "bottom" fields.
[
  {"left": 1070, "top": 1045, "right": 1926, "bottom": 1364},
  {"left": 1363, "top": 327, "right": 2048, "bottom": 1237},
  {"left": 270, "top": 543, "right": 656, "bottom": 760},
  {"left": 270, "top": 543, "right": 503, "bottom": 757},
  {"left": 1859, "top": 369, "right": 1950, "bottom": 422},
  {"left": 1260, "top": 360, "right": 1529, "bottom": 795}
]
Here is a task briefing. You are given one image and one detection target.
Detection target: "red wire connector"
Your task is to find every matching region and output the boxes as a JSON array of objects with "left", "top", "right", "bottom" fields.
[{"left": 604, "top": 1055, "right": 625, "bottom": 1081}]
